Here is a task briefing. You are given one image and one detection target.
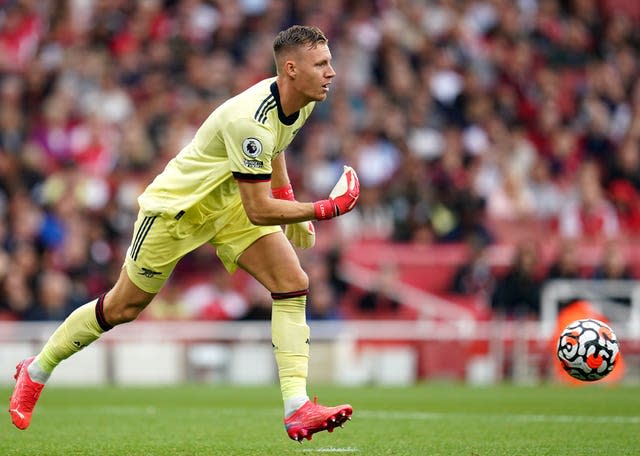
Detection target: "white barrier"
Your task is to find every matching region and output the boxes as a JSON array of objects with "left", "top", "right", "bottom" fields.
[{"left": 0, "top": 320, "right": 637, "bottom": 386}]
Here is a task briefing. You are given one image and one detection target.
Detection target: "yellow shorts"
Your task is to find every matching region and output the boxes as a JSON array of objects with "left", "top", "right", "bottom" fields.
[{"left": 124, "top": 198, "right": 281, "bottom": 294}]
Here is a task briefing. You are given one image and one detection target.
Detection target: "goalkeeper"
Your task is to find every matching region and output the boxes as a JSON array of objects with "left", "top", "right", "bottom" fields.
[{"left": 9, "top": 25, "right": 358, "bottom": 442}]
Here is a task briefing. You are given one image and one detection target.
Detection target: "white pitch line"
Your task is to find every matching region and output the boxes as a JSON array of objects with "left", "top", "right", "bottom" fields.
[
  {"left": 357, "top": 410, "right": 640, "bottom": 424},
  {"left": 47, "top": 406, "right": 640, "bottom": 425},
  {"left": 302, "top": 448, "right": 359, "bottom": 453}
]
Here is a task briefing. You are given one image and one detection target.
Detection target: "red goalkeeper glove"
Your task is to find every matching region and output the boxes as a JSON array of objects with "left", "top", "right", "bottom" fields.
[
  {"left": 313, "top": 165, "right": 360, "bottom": 220},
  {"left": 272, "top": 183, "right": 316, "bottom": 249}
]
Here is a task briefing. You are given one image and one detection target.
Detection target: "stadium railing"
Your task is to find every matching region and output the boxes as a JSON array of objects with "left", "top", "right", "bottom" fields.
[{"left": 0, "top": 317, "right": 638, "bottom": 386}]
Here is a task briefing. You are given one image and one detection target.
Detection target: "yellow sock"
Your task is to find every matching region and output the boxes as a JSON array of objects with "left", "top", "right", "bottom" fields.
[
  {"left": 271, "top": 293, "right": 309, "bottom": 405},
  {"left": 35, "top": 297, "right": 107, "bottom": 374}
]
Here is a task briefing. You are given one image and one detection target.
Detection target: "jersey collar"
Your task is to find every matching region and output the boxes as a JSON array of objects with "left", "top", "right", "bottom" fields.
[{"left": 270, "top": 82, "right": 300, "bottom": 126}]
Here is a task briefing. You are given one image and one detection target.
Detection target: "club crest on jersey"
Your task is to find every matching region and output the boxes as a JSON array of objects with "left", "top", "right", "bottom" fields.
[{"left": 242, "top": 138, "right": 263, "bottom": 158}]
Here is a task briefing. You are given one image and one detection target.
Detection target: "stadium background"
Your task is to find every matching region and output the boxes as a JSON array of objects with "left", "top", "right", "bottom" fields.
[{"left": 0, "top": 0, "right": 639, "bottom": 387}]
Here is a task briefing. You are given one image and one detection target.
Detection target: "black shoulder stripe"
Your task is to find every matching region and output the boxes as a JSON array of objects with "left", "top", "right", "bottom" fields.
[
  {"left": 257, "top": 100, "right": 276, "bottom": 124},
  {"left": 254, "top": 95, "right": 275, "bottom": 122},
  {"left": 259, "top": 103, "right": 277, "bottom": 124},
  {"left": 233, "top": 171, "right": 271, "bottom": 182}
]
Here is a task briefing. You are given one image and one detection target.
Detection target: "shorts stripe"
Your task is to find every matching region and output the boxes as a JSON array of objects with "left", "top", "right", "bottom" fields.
[
  {"left": 131, "top": 216, "right": 157, "bottom": 261},
  {"left": 130, "top": 216, "right": 152, "bottom": 259}
]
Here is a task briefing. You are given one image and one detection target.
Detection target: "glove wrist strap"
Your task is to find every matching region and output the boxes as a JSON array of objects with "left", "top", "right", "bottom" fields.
[
  {"left": 272, "top": 183, "right": 295, "bottom": 201},
  {"left": 313, "top": 199, "right": 335, "bottom": 220}
]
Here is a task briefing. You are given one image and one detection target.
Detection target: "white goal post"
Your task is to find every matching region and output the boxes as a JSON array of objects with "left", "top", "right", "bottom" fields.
[{"left": 540, "top": 279, "right": 640, "bottom": 338}]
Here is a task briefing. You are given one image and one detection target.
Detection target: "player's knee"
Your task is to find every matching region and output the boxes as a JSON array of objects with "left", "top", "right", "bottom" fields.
[
  {"left": 106, "top": 300, "right": 148, "bottom": 325},
  {"left": 298, "top": 270, "right": 309, "bottom": 291},
  {"left": 103, "top": 269, "right": 156, "bottom": 325},
  {"left": 103, "top": 290, "right": 152, "bottom": 325},
  {"left": 286, "top": 269, "right": 309, "bottom": 292}
]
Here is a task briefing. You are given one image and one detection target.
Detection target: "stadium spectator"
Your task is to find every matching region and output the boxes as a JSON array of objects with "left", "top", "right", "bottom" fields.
[
  {"left": 307, "top": 281, "right": 342, "bottom": 320},
  {"left": 450, "top": 234, "right": 495, "bottom": 297},
  {"left": 607, "top": 178, "right": 640, "bottom": 235},
  {"left": 527, "top": 156, "right": 564, "bottom": 221},
  {"left": 303, "top": 252, "right": 342, "bottom": 320},
  {"left": 606, "top": 138, "right": 640, "bottom": 192},
  {"left": 485, "top": 167, "right": 536, "bottom": 222},
  {"left": 592, "top": 241, "right": 634, "bottom": 280},
  {"left": 545, "top": 241, "right": 583, "bottom": 281},
  {"left": 0, "top": 265, "right": 33, "bottom": 319},
  {"left": 491, "top": 240, "right": 543, "bottom": 319},
  {"left": 557, "top": 161, "right": 620, "bottom": 239},
  {"left": 0, "top": 2, "right": 43, "bottom": 72},
  {"left": 24, "top": 269, "right": 80, "bottom": 321}
]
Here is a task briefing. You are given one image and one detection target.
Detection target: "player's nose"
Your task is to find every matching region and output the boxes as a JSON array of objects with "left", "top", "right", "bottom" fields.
[{"left": 326, "top": 64, "right": 336, "bottom": 79}]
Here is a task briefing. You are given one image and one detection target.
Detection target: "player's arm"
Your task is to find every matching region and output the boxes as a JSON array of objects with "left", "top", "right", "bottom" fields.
[
  {"left": 238, "top": 179, "right": 314, "bottom": 225},
  {"left": 237, "top": 164, "right": 361, "bottom": 225}
]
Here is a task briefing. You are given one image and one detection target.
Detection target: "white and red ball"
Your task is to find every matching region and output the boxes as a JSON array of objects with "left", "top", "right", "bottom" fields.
[{"left": 556, "top": 318, "right": 620, "bottom": 382}]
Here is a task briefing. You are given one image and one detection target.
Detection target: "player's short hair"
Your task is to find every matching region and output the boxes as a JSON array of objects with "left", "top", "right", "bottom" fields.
[{"left": 273, "top": 25, "right": 328, "bottom": 58}]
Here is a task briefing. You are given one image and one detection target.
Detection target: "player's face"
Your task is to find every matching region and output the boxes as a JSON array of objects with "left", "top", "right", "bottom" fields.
[{"left": 293, "top": 43, "right": 336, "bottom": 102}]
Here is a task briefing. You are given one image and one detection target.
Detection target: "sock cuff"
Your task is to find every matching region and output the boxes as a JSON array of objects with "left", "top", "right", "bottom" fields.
[
  {"left": 271, "top": 289, "right": 309, "bottom": 300},
  {"left": 94, "top": 293, "right": 113, "bottom": 332}
]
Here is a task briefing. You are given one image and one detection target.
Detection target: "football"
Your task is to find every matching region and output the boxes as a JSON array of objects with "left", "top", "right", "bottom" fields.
[{"left": 556, "top": 318, "right": 620, "bottom": 382}]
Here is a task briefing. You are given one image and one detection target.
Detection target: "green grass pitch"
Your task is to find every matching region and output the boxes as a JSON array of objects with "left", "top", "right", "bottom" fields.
[{"left": 1, "top": 383, "right": 638, "bottom": 455}]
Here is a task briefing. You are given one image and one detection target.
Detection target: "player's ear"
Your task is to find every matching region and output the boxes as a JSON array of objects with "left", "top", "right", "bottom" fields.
[{"left": 284, "top": 60, "right": 296, "bottom": 79}]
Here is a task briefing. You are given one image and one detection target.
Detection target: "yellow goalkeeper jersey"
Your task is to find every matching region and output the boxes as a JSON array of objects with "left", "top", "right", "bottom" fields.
[{"left": 138, "top": 77, "right": 315, "bottom": 218}]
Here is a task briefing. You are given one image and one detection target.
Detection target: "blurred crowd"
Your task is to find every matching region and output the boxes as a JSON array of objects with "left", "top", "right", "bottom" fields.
[{"left": 1, "top": 0, "right": 639, "bottom": 322}]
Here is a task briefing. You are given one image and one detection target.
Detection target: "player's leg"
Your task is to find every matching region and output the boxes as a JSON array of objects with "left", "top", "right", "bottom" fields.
[
  {"left": 9, "top": 269, "right": 155, "bottom": 430},
  {"left": 35, "top": 269, "right": 156, "bottom": 377},
  {"left": 237, "top": 231, "right": 352, "bottom": 441},
  {"left": 238, "top": 231, "right": 310, "bottom": 412},
  {"left": 9, "top": 211, "right": 184, "bottom": 430}
]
